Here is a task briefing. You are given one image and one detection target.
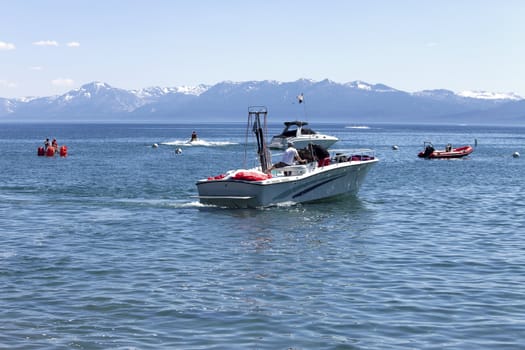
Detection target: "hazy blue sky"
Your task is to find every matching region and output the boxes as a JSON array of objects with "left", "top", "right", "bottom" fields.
[{"left": 1, "top": 0, "right": 524, "bottom": 98}]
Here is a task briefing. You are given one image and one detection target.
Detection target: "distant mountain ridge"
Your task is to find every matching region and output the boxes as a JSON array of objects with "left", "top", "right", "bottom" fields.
[{"left": 1, "top": 79, "right": 523, "bottom": 124}]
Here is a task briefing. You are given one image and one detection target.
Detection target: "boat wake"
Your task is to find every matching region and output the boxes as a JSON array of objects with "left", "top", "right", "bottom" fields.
[
  {"left": 345, "top": 125, "right": 370, "bottom": 129},
  {"left": 110, "top": 197, "right": 207, "bottom": 209},
  {"left": 161, "top": 140, "right": 237, "bottom": 147},
  {"left": 168, "top": 200, "right": 210, "bottom": 208}
]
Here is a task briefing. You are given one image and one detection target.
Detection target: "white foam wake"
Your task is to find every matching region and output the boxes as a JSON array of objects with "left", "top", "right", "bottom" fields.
[
  {"left": 345, "top": 125, "right": 370, "bottom": 129},
  {"left": 161, "top": 139, "right": 237, "bottom": 147}
]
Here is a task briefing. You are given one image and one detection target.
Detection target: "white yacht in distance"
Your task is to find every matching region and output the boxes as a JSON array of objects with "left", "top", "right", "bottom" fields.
[
  {"left": 196, "top": 107, "right": 378, "bottom": 208},
  {"left": 268, "top": 120, "right": 339, "bottom": 150}
]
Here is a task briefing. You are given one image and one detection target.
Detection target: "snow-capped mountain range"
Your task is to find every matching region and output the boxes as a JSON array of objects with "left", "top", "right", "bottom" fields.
[{"left": 1, "top": 79, "right": 523, "bottom": 124}]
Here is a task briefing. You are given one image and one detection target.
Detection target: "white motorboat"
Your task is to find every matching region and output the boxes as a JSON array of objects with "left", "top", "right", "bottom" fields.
[
  {"left": 268, "top": 120, "right": 339, "bottom": 150},
  {"left": 196, "top": 106, "right": 378, "bottom": 208}
]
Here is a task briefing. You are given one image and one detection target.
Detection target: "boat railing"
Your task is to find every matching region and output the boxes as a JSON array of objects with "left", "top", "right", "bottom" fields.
[
  {"left": 270, "top": 148, "right": 377, "bottom": 177},
  {"left": 331, "top": 148, "right": 375, "bottom": 157},
  {"left": 328, "top": 148, "right": 376, "bottom": 163}
]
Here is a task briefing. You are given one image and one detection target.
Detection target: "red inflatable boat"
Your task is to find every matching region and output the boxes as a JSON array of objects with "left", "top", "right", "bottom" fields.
[{"left": 418, "top": 142, "right": 473, "bottom": 159}]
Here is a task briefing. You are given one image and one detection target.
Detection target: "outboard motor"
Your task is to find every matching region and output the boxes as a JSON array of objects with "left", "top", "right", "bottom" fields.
[
  {"left": 312, "top": 144, "right": 330, "bottom": 160},
  {"left": 423, "top": 145, "right": 435, "bottom": 157}
]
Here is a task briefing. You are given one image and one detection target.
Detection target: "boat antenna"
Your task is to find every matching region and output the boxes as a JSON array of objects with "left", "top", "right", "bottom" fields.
[{"left": 248, "top": 106, "right": 270, "bottom": 173}]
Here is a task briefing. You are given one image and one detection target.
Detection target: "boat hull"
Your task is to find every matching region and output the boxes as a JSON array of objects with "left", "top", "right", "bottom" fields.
[{"left": 196, "top": 159, "right": 377, "bottom": 208}]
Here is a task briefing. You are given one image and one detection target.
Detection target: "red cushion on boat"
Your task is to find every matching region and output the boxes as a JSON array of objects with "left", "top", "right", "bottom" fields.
[
  {"left": 318, "top": 157, "right": 330, "bottom": 166},
  {"left": 233, "top": 171, "right": 272, "bottom": 181}
]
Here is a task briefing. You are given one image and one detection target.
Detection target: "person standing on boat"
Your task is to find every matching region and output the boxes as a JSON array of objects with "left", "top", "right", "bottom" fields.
[
  {"left": 51, "top": 138, "right": 58, "bottom": 150},
  {"left": 190, "top": 131, "right": 198, "bottom": 142},
  {"left": 267, "top": 142, "right": 306, "bottom": 172},
  {"left": 44, "top": 138, "right": 50, "bottom": 151}
]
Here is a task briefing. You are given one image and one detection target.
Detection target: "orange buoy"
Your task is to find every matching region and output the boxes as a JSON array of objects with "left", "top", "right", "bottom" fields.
[
  {"left": 37, "top": 147, "right": 45, "bottom": 156},
  {"left": 46, "top": 147, "right": 55, "bottom": 157},
  {"left": 59, "top": 145, "right": 68, "bottom": 157}
]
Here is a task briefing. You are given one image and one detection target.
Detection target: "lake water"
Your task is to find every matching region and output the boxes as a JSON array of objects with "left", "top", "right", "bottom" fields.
[{"left": 1, "top": 122, "right": 524, "bottom": 349}]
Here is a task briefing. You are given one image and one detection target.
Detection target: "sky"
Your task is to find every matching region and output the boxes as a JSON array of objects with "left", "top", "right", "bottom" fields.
[{"left": 1, "top": 0, "right": 525, "bottom": 98}]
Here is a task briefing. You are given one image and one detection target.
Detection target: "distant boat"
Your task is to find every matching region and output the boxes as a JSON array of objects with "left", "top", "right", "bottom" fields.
[
  {"left": 268, "top": 121, "right": 338, "bottom": 150},
  {"left": 196, "top": 107, "right": 377, "bottom": 208},
  {"left": 418, "top": 142, "right": 473, "bottom": 159}
]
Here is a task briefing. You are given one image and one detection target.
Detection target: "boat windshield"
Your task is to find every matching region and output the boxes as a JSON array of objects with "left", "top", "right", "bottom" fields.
[
  {"left": 281, "top": 125, "right": 299, "bottom": 137},
  {"left": 301, "top": 127, "right": 315, "bottom": 135},
  {"left": 279, "top": 121, "right": 313, "bottom": 137}
]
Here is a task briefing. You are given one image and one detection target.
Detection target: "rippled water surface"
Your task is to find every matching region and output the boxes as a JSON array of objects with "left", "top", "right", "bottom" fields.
[{"left": 1, "top": 123, "right": 524, "bottom": 349}]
